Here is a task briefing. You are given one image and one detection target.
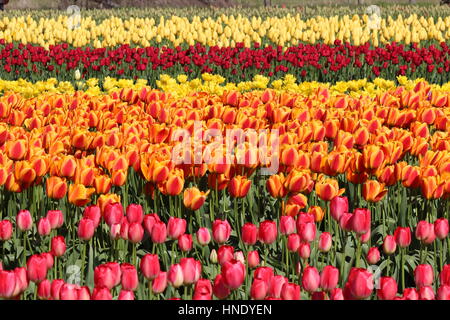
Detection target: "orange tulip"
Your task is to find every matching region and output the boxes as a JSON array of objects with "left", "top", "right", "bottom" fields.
[
  {"left": 284, "top": 169, "right": 312, "bottom": 194},
  {"left": 228, "top": 175, "right": 251, "bottom": 198},
  {"left": 183, "top": 187, "right": 209, "bottom": 211},
  {"left": 362, "top": 180, "right": 388, "bottom": 202},
  {"left": 284, "top": 193, "right": 308, "bottom": 217},
  {"left": 266, "top": 173, "right": 287, "bottom": 198},
  {"left": 97, "top": 193, "right": 121, "bottom": 214},
  {"left": 111, "top": 169, "right": 128, "bottom": 187},
  {"left": 160, "top": 169, "right": 184, "bottom": 196},
  {"left": 363, "top": 145, "right": 385, "bottom": 170},
  {"left": 207, "top": 173, "right": 229, "bottom": 191},
  {"left": 94, "top": 175, "right": 112, "bottom": 194},
  {"left": 68, "top": 183, "right": 95, "bottom": 207},
  {"left": 6, "top": 139, "right": 28, "bottom": 160},
  {"left": 315, "top": 176, "right": 345, "bottom": 201},
  {"left": 59, "top": 156, "right": 77, "bottom": 178},
  {"left": 46, "top": 176, "right": 68, "bottom": 200},
  {"left": 308, "top": 206, "right": 325, "bottom": 222},
  {"left": 420, "top": 176, "right": 445, "bottom": 200}
]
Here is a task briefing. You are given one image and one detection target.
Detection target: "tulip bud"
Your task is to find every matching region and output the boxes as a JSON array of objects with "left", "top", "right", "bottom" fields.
[
  {"left": 37, "top": 217, "right": 51, "bottom": 237},
  {"left": 234, "top": 251, "right": 245, "bottom": 265},
  {"left": 178, "top": 234, "right": 193, "bottom": 252},
  {"left": 168, "top": 264, "right": 184, "bottom": 288},
  {"left": 298, "top": 242, "right": 310, "bottom": 260},
  {"left": 302, "top": 266, "right": 320, "bottom": 293},
  {"left": 394, "top": 226, "right": 411, "bottom": 248},
  {"left": 17, "top": 210, "right": 32, "bottom": 231},
  {"left": 128, "top": 222, "right": 144, "bottom": 243},
  {"left": 50, "top": 236, "right": 66, "bottom": 257},
  {"left": 320, "top": 265, "right": 339, "bottom": 292},
  {"left": 78, "top": 218, "right": 95, "bottom": 241},
  {"left": 377, "top": 277, "right": 398, "bottom": 300},
  {"left": 318, "top": 232, "right": 332, "bottom": 252},
  {"left": 212, "top": 219, "right": 231, "bottom": 244},
  {"left": 366, "top": 247, "right": 381, "bottom": 265},
  {"left": 140, "top": 254, "right": 160, "bottom": 281},
  {"left": 110, "top": 223, "right": 121, "bottom": 240},
  {"left": 210, "top": 249, "right": 218, "bottom": 264},
  {"left": 247, "top": 250, "right": 260, "bottom": 269},
  {"left": 330, "top": 196, "right": 348, "bottom": 221},
  {"left": 241, "top": 222, "right": 258, "bottom": 245},
  {"left": 383, "top": 235, "right": 397, "bottom": 255},
  {"left": 196, "top": 227, "right": 211, "bottom": 246},
  {"left": 414, "top": 264, "right": 434, "bottom": 288},
  {"left": 0, "top": 220, "right": 13, "bottom": 240},
  {"left": 434, "top": 218, "right": 449, "bottom": 240}
]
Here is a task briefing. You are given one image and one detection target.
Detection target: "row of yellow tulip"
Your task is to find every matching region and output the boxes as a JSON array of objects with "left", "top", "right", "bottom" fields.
[
  {"left": 2, "top": 75, "right": 450, "bottom": 99},
  {"left": 2, "top": 14, "right": 450, "bottom": 48}
]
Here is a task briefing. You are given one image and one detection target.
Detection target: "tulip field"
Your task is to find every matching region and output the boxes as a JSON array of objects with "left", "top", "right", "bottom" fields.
[{"left": 1, "top": 4, "right": 450, "bottom": 301}]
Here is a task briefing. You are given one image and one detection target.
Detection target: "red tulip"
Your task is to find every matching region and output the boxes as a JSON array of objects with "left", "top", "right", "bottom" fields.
[
  {"left": 258, "top": 220, "right": 277, "bottom": 244},
  {"left": 60, "top": 283, "right": 79, "bottom": 300},
  {"left": 41, "top": 252, "right": 54, "bottom": 269},
  {"left": 0, "top": 270, "right": 16, "bottom": 298},
  {"left": 77, "top": 286, "right": 91, "bottom": 300},
  {"left": 128, "top": 222, "right": 144, "bottom": 243},
  {"left": 419, "top": 286, "right": 435, "bottom": 300},
  {"left": 168, "top": 264, "right": 184, "bottom": 288},
  {"left": 178, "top": 234, "right": 193, "bottom": 252},
  {"left": 118, "top": 290, "right": 135, "bottom": 300},
  {"left": 251, "top": 278, "right": 268, "bottom": 300},
  {"left": 37, "top": 217, "right": 51, "bottom": 237},
  {"left": 394, "top": 227, "right": 411, "bottom": 248},
  {"left": 416, "top": 220, "right": 433, "bottom": 242},
  {"left": 120, "top": 263, "right": 139, "bottom": 291},
  {"left": 151, "top": 221, "right": 167, "bottom": 243},
  {"left": 143, "top": 213, "right": 160, "bottom": 236},
  {"left": 414, "top": 264, "right": 434, "bottom": 288},
  {"left": 377, "top": 277, "right": 398, "bottom": 300},
  {"left": 50, "top": 236, "right": 66, "bottom": 257},
  {"left": 83, "top": 205, "right": 101, "bottom": 228},
  {"left": 167, "top": 216, "right": 187, "bottom": 239},
  {"left": 91, "top": 287, "right": 112, "bottom": 300},
  {"left": 269, "top": 275, "right": 288, "bottom": 298},
  {"left": 247, "top": 250, "right": 260, "bottom": 268},
  {"left": 287, "top": 233, "right": 301, "bottom": 252},
  {"left": 126, "top": 204, "right": 144, "bottom": 224},
  {"left": 382, "top": 235, "right": 397, "bottom": 255},
  {"left": 16, "top": 210, "right": 33, "bottom": 231},
  {"left": 312, "top": 291, "right": 327, "bottom": 300},
  {"left": 298, "top": 242, "right": 311, "bottom": 260},
  {"left": 339, "top": 212, "right": 353, "bottom": 232},
  {"left": 46, "top": 210, "right": 64, "bottom": 229},
  {"left": 320, "top": 265, "right": 339, "bottom": 292},
  {"left": 193, "top": 279, "right": 212, "bottom": 300},
  {"left": 434, "top": 218, "right": 449, "bottom": 240},
  {"left": 0, "top": 220, "right": 13, "bottom": 240},
  {"left": 330, "top": 196, "right": 348, "bottom": 221},
  {"left": 212, "top": 219, "right": 231, "bottom": 244},
  {"left": 78, "top": 218, "right": 95, "bottom": 241},
  {"left": 196, "top": 227, "right": 211, "bottom": 246},
  {"left": 440, "top": 264, "right": 450, "bottom": 286},
  {"left": 298, "top": 222, "right": 316, "bottom": 242},
  {"left": 105, "top": 262, "right": 121, "bottom": 287},
  {"left": 254, "top": 267, "right": 274, "bottom": 292},
  {"left": 437, "top": 285, "right": 450, "bottom": 300},
  {"left": 221, "top": 259, "right": 245, "bottom": 290},
  {"left": 104, "top": 202, "right": 124, "bottom": 226},
  {"left": 140, "top": 254, "right": 160, "bottom": 280},
  {"left": 37, "top": 279, "right": 51, "bottom": 300},
  {"left": 119, "top": 220, "right": 129, "bottom": 240},
  {"left": 280, "top": 216, "right": 296, "bottom": 235},
  {"left": 241, "top": 222, "right": 258, "bottom": 245},
  {"left": 51, "top": 279, "right": 64, "bottom": 300},
  {"left": 280, "top": 282, "right": 301, "bottom": 300},
  {"left": 366, "top": 247, "right": 380, "bottom": 265},
  {"left": 218, "top": 245, "right": 234, "bottom": 266},
  {"left": 27, "top": 254, "right": 48, "bottom": 283},
  {"left": 12, "top": 267, "right": 28, "bottom": 295},
  {"left": 403, "top": 287, "right": 419, "bottom": 300},
  {"left": 302, "top": 266, "right": 320, "bottom": 293},
  {"left": 346, "top": 268, "right": 373, "bottom": 300},
  {"left": 212, "top": 274, "right": 230, "bottom": 299},
  {"left": 318, "top": 232, "right": 332, "bottom": 252},
  {"left": 350, "top": 208, "right": 371, "bottom": 235},
  {"left": 152, "top": 271, "right": 167, "bottom": 294},
  {"left": 330, "top": 288, "right": 344, "bottom": 300},
  {"left": 180, "top": 258, "right": 201, "bottom": 285},
  {"left": 94, "top": 265, "right": 115, "bottom": 290}
]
